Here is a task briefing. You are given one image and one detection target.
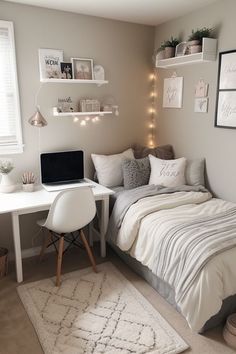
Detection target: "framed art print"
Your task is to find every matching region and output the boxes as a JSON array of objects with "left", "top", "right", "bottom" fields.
[
  {"left": 38, "top": 48, "right": 63, "bottom": 80},
  {"left": 71, "top": 58, "right": 93, "bottom": 80},
  {"left": 215, "top": 50, "right": 236, "bottom": 128},
  {"left": 163, "top": 76, "right": 183, "bottom": 108}
]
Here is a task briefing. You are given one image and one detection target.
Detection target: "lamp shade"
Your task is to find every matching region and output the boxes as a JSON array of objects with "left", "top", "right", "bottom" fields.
[{"left": 28, "top": 108, "right": 47, "bottom": 127}]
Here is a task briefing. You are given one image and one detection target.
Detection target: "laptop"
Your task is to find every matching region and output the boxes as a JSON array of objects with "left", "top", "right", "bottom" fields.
[{"left": 40, "top": 150, "right": 93, "bottom": 192}]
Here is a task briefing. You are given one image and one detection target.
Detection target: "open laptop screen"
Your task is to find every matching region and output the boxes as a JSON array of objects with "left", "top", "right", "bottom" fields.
[{"left": 40, "top": 150, "right": 84, "bottom": 184}]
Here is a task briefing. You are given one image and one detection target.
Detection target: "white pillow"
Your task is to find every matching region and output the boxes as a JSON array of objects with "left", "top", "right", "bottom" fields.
[
  {"left": 91, "top": 148, "right": 134, "bottom": 187},
  {"left": 149, "top": 155, "right": 186, "bottom": 187}
]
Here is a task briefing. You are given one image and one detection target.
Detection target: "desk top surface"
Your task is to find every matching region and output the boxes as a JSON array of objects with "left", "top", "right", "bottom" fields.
[{"left": 0, "top": 179, "right": 114, "bottom": 214}]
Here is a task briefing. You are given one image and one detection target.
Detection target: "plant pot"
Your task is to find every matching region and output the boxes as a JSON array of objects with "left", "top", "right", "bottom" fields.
[
  {"left": 188, "top": 40, "right": 200, "bottom": 46},
  {"left": 0, "top": 173, "right": 15, "bottom": 193},
  {"left": 0, "top": 247, "right": 8, "bottom": 278},
  {"left": 22, "top": 183, "right": 34, "bottom": 192},
  {"left": 164, "top": 47, "right": 175, "bottom": 59},
  {"left": 156, "top": 50, "right": 165, "bottom": 60},
  {"left": 189, "top": 45, "right": 202, "bottom": 54}
]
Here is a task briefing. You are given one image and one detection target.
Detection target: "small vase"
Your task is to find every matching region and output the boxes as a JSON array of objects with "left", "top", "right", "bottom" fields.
[
  {"left": 22, "top": 183, "right": 34, "bottom": 192},
  {"left": 164, "top": 47, "right": 175, "bottom": 59},
  {"left": 189, "top": 45, "right": 202, "bottom": 54},
  {"left": 0, "top": 173, "right": 15, "bottom": 193}
]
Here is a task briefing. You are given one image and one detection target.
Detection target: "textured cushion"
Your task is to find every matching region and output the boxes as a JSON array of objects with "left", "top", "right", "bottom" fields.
[
  {"left": 132, "top": 144, "right": 174, "bottom": 160},
  {"left": 91, "top": 148, "right": 134, "bottom": 187},
  {"left": 185, "top": 158, "right": 205, "bottom": 186},
  {"left": 149, "top": 155, "right": 186, "bottom": 187},
  {"left": 122, "top": 157, "right": 151, "bottom": 189}
]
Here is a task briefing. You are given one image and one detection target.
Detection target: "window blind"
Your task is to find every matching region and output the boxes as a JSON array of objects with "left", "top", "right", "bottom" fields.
[{"left": 0, "top": 21, "right": 23, "bottom": 154}]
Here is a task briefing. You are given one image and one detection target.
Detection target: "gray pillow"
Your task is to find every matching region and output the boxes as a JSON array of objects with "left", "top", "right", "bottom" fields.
[
  {"left": 132, "top": 144, "right": 174, "bottom": 160},
  {"left": 185, "top": 159, "right": 205, "bottom": 186},
  {"left": 122, "top": 157, "right": 150, "bottom": 189}
]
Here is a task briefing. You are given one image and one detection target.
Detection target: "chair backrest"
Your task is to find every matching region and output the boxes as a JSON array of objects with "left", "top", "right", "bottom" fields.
[{"left": 44, "top": 187, "right": 96, "bottom": 234}]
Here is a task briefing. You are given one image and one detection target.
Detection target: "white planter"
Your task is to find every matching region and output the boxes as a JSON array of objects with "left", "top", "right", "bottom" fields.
[
  {"left": 0, "top": 173, "right": 15, "bottom": 193},
  {"left": 22, "top": 184, "right": 34, "bottom": 192}
]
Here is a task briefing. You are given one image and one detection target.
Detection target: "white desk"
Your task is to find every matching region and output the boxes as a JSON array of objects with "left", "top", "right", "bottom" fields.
[{"left": 0, "top": 179, "right": 114, "bottom": 283}]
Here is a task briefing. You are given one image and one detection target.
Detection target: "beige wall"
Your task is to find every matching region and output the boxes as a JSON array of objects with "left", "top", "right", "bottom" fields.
[
  {"left": 154, "top": 0, "right": 236, "bottom": 202},
  {"left": 0, "top": 1, "right": 154, "bottom": 252}
]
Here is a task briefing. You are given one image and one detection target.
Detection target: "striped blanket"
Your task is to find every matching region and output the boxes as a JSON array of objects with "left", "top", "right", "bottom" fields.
[{"left": 152, "top": 207, "right": 236, "bottom": 303}]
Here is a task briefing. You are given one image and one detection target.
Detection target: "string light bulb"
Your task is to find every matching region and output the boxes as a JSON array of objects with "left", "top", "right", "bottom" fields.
[
  {"left": 73, "top": 117, "right": 79, "bottom": 123},
  {"left": 80, "top": 120, "right": 86, "bottom": 126}
]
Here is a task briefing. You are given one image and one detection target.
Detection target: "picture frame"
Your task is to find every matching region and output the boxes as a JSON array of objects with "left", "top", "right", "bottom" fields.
[
  {"left": 38, "top": 48, "right": 63, "bottom": 80},
  {"left": 60, "top": 62, "right": 73, "bottom": 79},
  {"left": 163, "top": 76, "right": 183, "bottom": 108},
  {"left": 71, "top": 58, "right": 93, "bottom": 80},
  {"left": 194, "top": 97, "right": 208, "bottom": 113},
  {"left": 215, "top": 50, "right": 236, "bottom": 128}
]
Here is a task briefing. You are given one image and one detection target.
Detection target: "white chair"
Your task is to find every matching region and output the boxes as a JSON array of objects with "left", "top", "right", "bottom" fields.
[{"left": 38, "top": 187, "right": 97, "bottom": 286}]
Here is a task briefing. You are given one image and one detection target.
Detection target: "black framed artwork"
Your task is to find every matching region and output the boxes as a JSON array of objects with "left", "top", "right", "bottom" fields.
[{"left": 215, "top": 50, "right": 236, "bottom": 129}]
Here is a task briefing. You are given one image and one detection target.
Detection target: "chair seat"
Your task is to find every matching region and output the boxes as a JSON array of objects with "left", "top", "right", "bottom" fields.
[{"left": 37, "top": 218, "right": 46, "bottom": 227}]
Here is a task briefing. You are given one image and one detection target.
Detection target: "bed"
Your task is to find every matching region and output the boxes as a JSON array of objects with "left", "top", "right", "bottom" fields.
[
  {"left": 91, "top": 144, "right": 236, "bottom": 333},
  {"left": 107, "top": 185, "right": 236, "bottom": 333}
]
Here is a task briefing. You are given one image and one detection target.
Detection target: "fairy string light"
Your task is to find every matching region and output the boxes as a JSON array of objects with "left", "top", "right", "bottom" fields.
[{"left": 148, "top": 72, "right": 156, "bottom": 148}]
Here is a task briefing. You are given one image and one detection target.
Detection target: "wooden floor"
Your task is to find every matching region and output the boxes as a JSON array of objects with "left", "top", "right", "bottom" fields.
[{"left": 0, "top": 244, "right": 235, "bottom": 354}]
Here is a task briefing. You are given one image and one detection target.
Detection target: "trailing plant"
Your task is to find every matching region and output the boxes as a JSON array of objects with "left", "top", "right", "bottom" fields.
[
  {"left": 162, "top": 36, "right": 180, "bottom": 48},
  {"left": 0, "top": 160, "right": 14, "bottom": 174},
  {"left": 188, "top": 27, "right": 212, "bottom": 43}
]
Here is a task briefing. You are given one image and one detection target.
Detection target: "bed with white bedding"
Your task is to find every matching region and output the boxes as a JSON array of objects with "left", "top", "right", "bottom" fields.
[{"left": 107, "top": 185, "right": 236, "bottom": 332}]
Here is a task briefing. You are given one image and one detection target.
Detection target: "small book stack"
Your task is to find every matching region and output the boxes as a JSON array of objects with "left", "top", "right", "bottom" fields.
[{"left": 223, "top": 313, "right": 236, "bottom": 349}]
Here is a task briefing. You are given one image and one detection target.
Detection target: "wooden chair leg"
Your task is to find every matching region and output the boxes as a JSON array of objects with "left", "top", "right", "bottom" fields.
[
  {"left": 56, "top": 236, "right": 64, "bottom": 287},
  {"left": 80, "top": 230, "right": 97, "bottom": 273},
  {"left": 39, "top": 230, "right": 52, "bottom": 262}
]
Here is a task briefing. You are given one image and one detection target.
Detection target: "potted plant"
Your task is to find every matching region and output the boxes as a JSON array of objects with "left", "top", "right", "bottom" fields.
[
  {"left": 155, "top": 43, "right": 166, "bottom": 61},
  {"left": 162, "top": 37, "right": 180, "bottom": 59},
  {"left": 22, "top": 171, "right": 36, "bottom": 192},
  {"left": 0, "top": 160, "right": 15, "bottom": 193},
  {"left": 188, "top": 27, "right": 212, "bottom": 54}
]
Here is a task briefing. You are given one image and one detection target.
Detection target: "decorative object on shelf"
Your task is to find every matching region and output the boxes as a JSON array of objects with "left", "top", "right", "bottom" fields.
[
  {"left": 71, "top": 58, "right": 93, "bottom": 80},
  {"left": 22, "top": 171, "right": 36, "bottom": 192},
  {"left": 194, "top": 97, "right": 208, "bottom": 113},
  {"left": 60, "top": 62, "right": 73, "bottom": 79},
  {"left": 163, "top": 72, "right": 183, "bottom": 108},
  {"left": 93, "top": 65, "right": 105, "bottom": 81},
  {"left": 57, "top": 97, "right": 74, "bottom": 113},
  {"left": 188, "top": 28, "right": 212, "bottom": 54},
  {"left": 215, "top": 50, "right": 236, "bottom": 129},
  {"left": 101, "top": 95, "right": 119, "bottom": 116},
  {"left": 175, "top": 42, "right": 188, "bottom": 57},
  {"left": 38, "top": 48, "right": 63, "bottom": 80},
  {"left": 195, "top": 79, "right": 209, "bottom": 98},
  {"left": 162, "top": 37, "right": 180, "bottom": 59},
  {"left": 0, "top": 160, "right": 15, "bottom": 193},
  {"left": 80, "top": 99, "right": 100, "bottom": 112}
]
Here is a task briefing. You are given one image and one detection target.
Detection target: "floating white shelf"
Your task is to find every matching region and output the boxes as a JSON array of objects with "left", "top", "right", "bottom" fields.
[
  {"left": 53, "top": 111, "right": 112, "bottom": 117},
  {"left": 156, "top": 38, "right": 217, "bottom": 68},
  {"left": 40, "top": 78, "right": 109, "bottom": 86}
]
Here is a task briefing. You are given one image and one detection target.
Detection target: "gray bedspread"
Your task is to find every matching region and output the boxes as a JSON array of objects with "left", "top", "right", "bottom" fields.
[{"left": 107, "top": 184, "right": 209, "bottom": 243}]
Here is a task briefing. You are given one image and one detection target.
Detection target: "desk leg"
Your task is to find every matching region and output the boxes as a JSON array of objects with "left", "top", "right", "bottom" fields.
[
  {"left": 11, "top": 212, "right": 23, "bottom": 283},
  {"left": 100, "top": 196, "right": 109, "bottom": 258}
]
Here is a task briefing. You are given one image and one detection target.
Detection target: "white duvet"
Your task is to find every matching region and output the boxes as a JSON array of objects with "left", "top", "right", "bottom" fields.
[{"left": 116, "top": 192, "right": 236, "bottom": 332}]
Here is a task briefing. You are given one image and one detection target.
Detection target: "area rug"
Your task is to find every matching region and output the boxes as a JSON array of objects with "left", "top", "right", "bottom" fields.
[{"left": 17, "top": 262, "right": 189, "bottom": 354}]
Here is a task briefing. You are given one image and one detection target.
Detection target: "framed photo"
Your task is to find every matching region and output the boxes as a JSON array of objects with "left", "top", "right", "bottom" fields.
[
  {"left": 71, "top": 58, "right": 93, "bottom": 80},
  {"left": 215, "top": 50, "right": 236, "bottom": 128},
  {"left": 194, "top": 97, "right": 208, "bottom": 113},
  {"left": 60, "top": 62, "right": 73, "bottom": 79},
  {"left": 163, "top": 76, "right": 183, "bottom": 108},
  {"left": 38, "top": 48, "right": 63, "bottom": 80}
]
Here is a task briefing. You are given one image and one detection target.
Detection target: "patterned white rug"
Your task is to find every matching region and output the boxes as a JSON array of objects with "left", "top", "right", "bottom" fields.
[{"left": 18, "top": 262, "right": 189, "bottom": 354}]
